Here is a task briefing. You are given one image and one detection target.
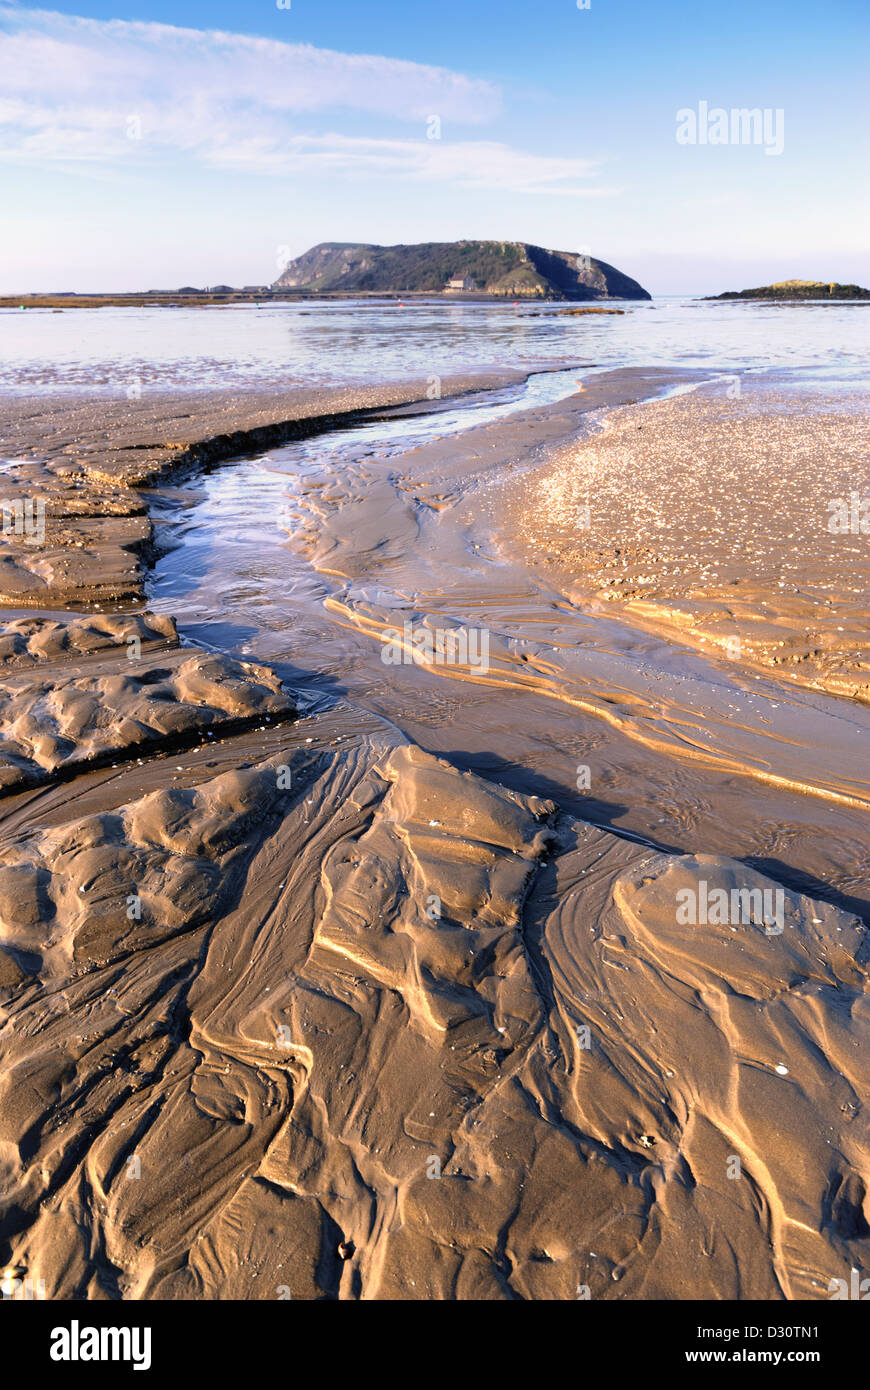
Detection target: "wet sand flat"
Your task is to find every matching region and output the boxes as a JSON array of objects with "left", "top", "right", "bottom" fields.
[
  {"left": 2, "top": 707, "right": 866, "bottom": 1300},
  {"left": 0, "top": 367, "right": 868, "bottom": 1302},
  {"left": 0, "top": 373, "right": 531, "bottom": 484},
  {"left": 496, "top": 379, "right": 870, "bottom": 702},
  {"left": 0, "top": 372, "right": 530, "bottom": 608}
]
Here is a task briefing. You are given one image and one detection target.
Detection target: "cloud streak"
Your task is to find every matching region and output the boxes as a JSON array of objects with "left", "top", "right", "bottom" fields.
[{"left": 0, "top": 6, "right": 603, "bottom": 194}]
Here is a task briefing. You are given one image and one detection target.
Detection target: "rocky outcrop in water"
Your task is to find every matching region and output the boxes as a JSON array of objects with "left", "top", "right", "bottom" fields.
[
  {"left": 273, "top": 241, "right": 651, "bottom": 300},
  {"left": 711, "top": 280, "right": 870, "bottom": 300}
]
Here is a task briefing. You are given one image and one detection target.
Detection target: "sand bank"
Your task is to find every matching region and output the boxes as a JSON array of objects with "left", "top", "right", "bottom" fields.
[{"left": 495, "top": 379, "right": 870, "bottom": 703}]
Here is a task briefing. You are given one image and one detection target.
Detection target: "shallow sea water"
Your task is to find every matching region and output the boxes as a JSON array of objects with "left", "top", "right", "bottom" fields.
[{"left": 1, "top": 295, "right": 868, "bottom": 393}]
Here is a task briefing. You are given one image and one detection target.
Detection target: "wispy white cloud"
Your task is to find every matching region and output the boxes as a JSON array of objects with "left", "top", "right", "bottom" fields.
[
  {"left": 208, "top": 133, "right": 605, "bottom": 193},
  {"left": 0, "top": 7, "right": 500, "bottom": 122},
  {"left": 0, "top": 6, "right": 605, "bottom": 195}
]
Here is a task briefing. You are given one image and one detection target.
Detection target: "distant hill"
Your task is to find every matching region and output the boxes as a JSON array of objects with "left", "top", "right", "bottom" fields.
[
  {"left": 273, "top": 241, "right": 651, "bottom": 300},
  {"left": 710, "top": 279, "right": 870, "bottom": 301}
]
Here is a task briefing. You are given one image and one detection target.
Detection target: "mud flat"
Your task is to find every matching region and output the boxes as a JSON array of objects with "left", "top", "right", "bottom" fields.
[{"left": 0, "top": 368, "right": 868, "bottom": 1301}]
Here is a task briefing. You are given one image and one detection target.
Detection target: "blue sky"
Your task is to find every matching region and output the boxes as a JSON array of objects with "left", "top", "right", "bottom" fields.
[{"left": 1, "top": 0, "right": 867, "bottom": 293}]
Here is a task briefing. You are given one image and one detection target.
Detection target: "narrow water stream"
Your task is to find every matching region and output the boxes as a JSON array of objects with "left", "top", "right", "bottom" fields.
[{"left": 148, "top": 368, "right": 870, "bottom": 926}]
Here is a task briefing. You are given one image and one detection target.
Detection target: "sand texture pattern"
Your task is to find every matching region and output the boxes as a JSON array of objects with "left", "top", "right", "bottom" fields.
[
  {"left": 0, "top": 722, "right": 867, "bottom": 1299},
  {"left": 0, "top": 613, "right": 294, "bottom": 790},
  {"left": 0, "top": 369, "right": 867, "bottom": 1302}
]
